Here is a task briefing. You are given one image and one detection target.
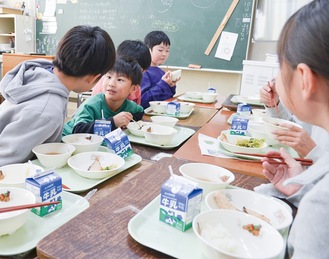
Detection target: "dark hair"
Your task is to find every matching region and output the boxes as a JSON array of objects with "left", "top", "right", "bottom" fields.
[
  {"left": 117, "top": 40, "right": 151, "bottom": 71},
  {"left": 110, "top": 56, "right": 142, "bottom": 85},
  {"left": 53, "top": 25, "right": 116, "bottom": 77},
  {"left": 277, "top": 0, "right": 329, "bottom": 80},
  {"left": 144, "top": 31, "right": 171, "bottom": 50}
]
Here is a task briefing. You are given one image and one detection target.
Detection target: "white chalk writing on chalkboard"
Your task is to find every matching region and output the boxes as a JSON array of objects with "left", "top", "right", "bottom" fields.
[{"left": 36, "top": 0, "right": 255, "bottom": 71}]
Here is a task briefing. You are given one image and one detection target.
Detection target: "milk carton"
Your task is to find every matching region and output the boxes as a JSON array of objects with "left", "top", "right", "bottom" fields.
[
  {"left": 230, "top": 115, "right": 249, "bottom": 136},
  {"left": 159, "top": 175, "right": 202, "bottom": 231},
  {"left": 25, "top": 170, "right": 62, "bottom": 217},
  {"left": 94, "top": 119, "right": 112, "bottom": 137},
  {"left": 166, "top": 102, "right": 180, "bottom": 116},
  {"left": 237, "top": 103, "right": 252, "bottom": 116},
  {"left": 104, "top": 128, "right": 133, "bottom": 159}
]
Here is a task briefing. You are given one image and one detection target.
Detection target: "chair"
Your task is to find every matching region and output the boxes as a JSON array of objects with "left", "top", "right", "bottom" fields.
[{"left": 77, "top": 90, "right": 93, "bottom": 107}]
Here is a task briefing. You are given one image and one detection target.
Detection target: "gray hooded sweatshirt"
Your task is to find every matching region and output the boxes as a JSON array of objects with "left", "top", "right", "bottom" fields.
[
  {"left": 285, "top": 151, "right": 329, "bottom": 258},
  {"left": 0, "top": 59, "right": 69, "bottom": 166}
]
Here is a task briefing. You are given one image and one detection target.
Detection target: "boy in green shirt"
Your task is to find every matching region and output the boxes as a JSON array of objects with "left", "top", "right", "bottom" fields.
[{"left": 63, "top": 56, "right": 144, "bottom": 136}]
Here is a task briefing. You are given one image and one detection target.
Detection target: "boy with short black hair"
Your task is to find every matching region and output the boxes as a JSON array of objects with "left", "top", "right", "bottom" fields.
[
  {"left": 63, "top": 56, "right": 144, "bottom": 135},
  {"left": 140, "top": 30, "right": 180, "bottom": 109},
  {"left": 92, "top": 39, "right": 151, "bottom": 105},
  {"left": 0, "top": 25, "right": 116, "bottom": 166}
]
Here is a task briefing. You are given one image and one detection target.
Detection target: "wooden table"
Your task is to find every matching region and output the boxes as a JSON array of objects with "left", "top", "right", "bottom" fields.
[
  {"left": 143, "top": 106, "right": 218, "bottom": 128},
  {"left": 36, "top": 157, "right": 270, "bottom": 258},
  {"left": 174, "top": 109, "right": 266, "bottom": 178}
]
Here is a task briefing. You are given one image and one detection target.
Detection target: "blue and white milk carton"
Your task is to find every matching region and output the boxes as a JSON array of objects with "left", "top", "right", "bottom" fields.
[
  {"left": 94, "top": 119, "right": 112, "bottom": 137},
  {"left": 237, "top": 103, "right": 252, "bottom": 116},
  {"left": 104, "top": 128, "right": 133, "bottom": 159},
  {"left": 159, "top": 175, "right": 202, "bottom": 231},
  {"left": 25, "top": 170, "right": 62, "bottom": 217},
  {"left": 167, "top": 102, "right": 180, "bottom": 116},
  {"left": 230, "top": 115, "right": 249, "bottom": 136}
]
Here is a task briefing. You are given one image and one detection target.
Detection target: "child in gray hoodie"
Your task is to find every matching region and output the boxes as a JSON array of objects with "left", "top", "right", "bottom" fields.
[{"left": 0, "top": 25, "right": 116, "bottom": 166}]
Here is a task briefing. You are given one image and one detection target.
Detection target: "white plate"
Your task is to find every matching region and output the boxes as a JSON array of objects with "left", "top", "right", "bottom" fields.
[
  {"left": 128, "top": 186, "right": 288, "bottom": 259},
  {"left": 125, "top": 126, "right": 195, "bottom": 150},
  {"left": 219, "top": 141, "right": 300, "bottom": 160},
  {"left": 231, "top": 95, "right": 263, "bottom": 106},
  {"left": 0, "top": 191, "right": 89, "bottom": 256},
  {"left": 178, "top": 94, "right": 217, "bottom": 104},
  {"left": 32, "top": 147, "right": 142, "bottom": 193},
  {"left": 144, "top": 107, "right": 194, "bottom": 119}
]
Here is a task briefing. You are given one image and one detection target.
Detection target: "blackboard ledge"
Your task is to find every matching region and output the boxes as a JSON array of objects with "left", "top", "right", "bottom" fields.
[{"left": 159, "top": 65, "right": 243, "bottom": 74}]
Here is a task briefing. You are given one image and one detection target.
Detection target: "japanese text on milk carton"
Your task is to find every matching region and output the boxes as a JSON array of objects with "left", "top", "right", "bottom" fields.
[
  {"left": 159, "top": 175, "right": 202, "bottom": 231},
  {"left": 230, "top": 115, "right": 249, "bottom": 136},
  {"left": 25, "top": 170, "right": 62, "bottom": 217}
]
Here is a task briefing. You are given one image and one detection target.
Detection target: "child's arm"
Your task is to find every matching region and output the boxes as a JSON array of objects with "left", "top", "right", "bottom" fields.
[{"left": 140, "top": 72, "right": 176, "bottom": 108}]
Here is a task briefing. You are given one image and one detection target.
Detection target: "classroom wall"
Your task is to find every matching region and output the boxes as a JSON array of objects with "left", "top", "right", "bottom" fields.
[
  {"left": 1, "top": 0, "right": 273, "bottom": 98},
  {"left": 171, "top": 39, "right": 275, "bottom": 98}
]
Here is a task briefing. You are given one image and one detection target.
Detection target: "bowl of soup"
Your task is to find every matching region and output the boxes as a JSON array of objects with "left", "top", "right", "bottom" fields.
[
  {"left": 179, "top": 163, "right": 235, "bottom": 195},
  {"left": 32, "top": 143, "right": 76, "bottom": 169}
]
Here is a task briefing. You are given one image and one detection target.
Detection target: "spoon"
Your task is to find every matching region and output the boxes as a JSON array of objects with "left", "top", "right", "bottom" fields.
[{"left": 131, "top": 119, "right": 143, "bottom": 130}]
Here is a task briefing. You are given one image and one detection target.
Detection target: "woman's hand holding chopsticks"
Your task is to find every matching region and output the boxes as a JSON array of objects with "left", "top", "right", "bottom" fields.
[
  {"left": 260, "top": 78, "right": 279, "bottom": 111},
  {"left": 261, "top": 148, "right": 304, "bottom": 196}
]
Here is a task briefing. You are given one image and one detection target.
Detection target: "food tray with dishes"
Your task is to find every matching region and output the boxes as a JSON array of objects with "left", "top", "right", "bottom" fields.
[
  {"left": 125, "top": 126, "right": 195, "bottom": 150},
  {"left": 0, "top": 191, "right": 89, "bottom": 256},
  {"left": 128, "top": 186, "right": 290, "bottom": 259},
  {"left": 178, "top": 93, "right": 217, "bottom": 104},
  {"left": 222, "top": 94, "right": 264, "bottom": 111},
  {"left": 230, "top": 95, "right": 263, "bottom": 106},
  {"left": 144, "top": 107, "right": 194, "bottom": 119},
  {"left": 32, "top": 147, "right": 142, "bottom": 193},
  {"left": 218, "top": 130, "right": 299, "bottom": 160}
]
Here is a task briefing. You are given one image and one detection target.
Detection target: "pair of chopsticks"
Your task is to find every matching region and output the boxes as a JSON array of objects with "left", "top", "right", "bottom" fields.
[
  {"left": 234, "top": 152, "right": 313, "bottom": 166},
  {"left": 0, "top": 201, "right": 60, "bottom": 213},
  {"left": 267, "top": 79, "right": 279, "bottom": 114}
]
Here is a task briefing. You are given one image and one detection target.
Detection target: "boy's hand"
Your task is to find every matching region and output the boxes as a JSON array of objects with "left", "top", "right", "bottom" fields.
[
  {"left": 113, "top": 112, "right": 133, "bottom": 128},
  {"left": 162, "top": 71, "right": 178, "bottom": 87}
]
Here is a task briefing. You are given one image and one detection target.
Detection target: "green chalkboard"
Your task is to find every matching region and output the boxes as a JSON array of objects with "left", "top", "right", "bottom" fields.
[{"left": 36, "top": 0, "right": 255, "bottom": 71}]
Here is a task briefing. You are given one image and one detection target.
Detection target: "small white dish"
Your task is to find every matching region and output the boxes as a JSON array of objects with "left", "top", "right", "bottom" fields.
[{"left": 150, "top": 116, "right": 178, "bottom": 127}]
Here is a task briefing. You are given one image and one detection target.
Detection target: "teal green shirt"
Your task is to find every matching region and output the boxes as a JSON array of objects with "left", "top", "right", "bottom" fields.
[{"left": 63, "top": 93, "right": 144, "bottom": 136}]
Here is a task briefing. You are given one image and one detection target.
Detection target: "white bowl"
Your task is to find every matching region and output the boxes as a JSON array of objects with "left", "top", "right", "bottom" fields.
[
  {"left": 262, "top": 117, "right": 302, "bottom": 140},
  {"left": 179, "top": 102, "right": 195, "bottom": 114},
  {"left": 248, "top": 123, "right": 278, "bottom": 146},
  {"left": 0, "top": 187, "right": 36, "bottom": 236},
  {"left": 252, "top": 108, "right": 268, "bottom": 118},
  {"left": 201, "top": 92, "right": 218, "bottom": 102},
  {"left": 205, "top": 189, "right": 293, "bottom": 236},
  {"left": 179, "top": 163, "right": 235, "bottom": 195},
  {"left": 218, "top": 130, "right": 267, "bottom": 154},
  {"left": 193, "top": 210, "right": 284, "bottom": 259},
  {"left": 171, "top": 69, "right": 181, "bottom": 81},
  {"left": 0, "top": 163, "right": 43, "bottom": 188},
  {"left": 142, "top": 124, "right": 177, "bottom": 145},
  {"left": 150, "top": 116, "right": 178, "bottom": 127},
  {"left": 149, "top": 101, "right": 168, "bottom": 114},
  {"left": 68, "top": 151, "right": 125, "bottom": 179},
  {"left": 185, "top": 91, "right": 202, "bottom": 99},
  {"left": 127, "top": 121, "right": 153, "bottom": 137},
  {"left": 32, "top": 143, "right": 76, "bottom": 169},
  {"left": 62, "top": 133, "right": 104, "bottom": 154}
]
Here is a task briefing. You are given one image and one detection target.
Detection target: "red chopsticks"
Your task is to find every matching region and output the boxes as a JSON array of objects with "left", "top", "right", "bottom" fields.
[
  {"left": 0, "top": 201, "right": 60, "bottom": 213},
  {"left": 234, "top": 152, "right": 313, "bottom": 166}
]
